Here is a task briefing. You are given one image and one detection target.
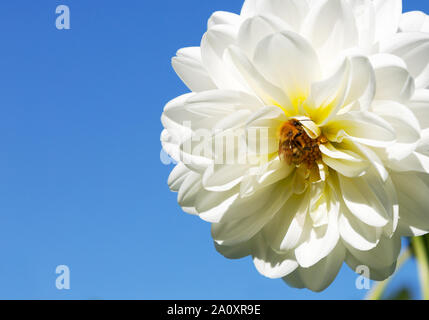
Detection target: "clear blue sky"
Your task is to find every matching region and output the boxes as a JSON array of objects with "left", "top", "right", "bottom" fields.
[{"left": 0, "top": 0, "right": 425, "bottom": 300}]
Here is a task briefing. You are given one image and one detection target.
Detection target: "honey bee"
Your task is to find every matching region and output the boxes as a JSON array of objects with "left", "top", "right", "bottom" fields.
[{"left": 278, "top": 119, "right": 326, "bottom": 167}]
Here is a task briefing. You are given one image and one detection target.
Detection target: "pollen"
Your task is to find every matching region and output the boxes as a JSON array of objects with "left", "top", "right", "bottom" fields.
[{"left": 278, "top": 119, "right": 327, "bottom": 168}]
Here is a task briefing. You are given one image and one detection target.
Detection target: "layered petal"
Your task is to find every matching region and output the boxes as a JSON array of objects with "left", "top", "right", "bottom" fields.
[
  {"left": 284, "top": 242, "right": 346, "bottom": 292},
  {"left": 380, "top": 32, "right": 429, "bottom": 89},
  {"left": 237, "top": 15, "right": 291, "bottom": 59},
  {"left": 295, "top": 184, "right": 340, "bottom": 267},
  {"left": 392, "top": 172, "right": 429, "bottom": 235},
  {"left": 302, "top": 0, "right": 359, "bottom": 65},
  {"left": 308, "top": 55, "right": 375, "bottom": 124},
  {"left": 339, "top": 203, "right": 382, "bottom": 251},
  {"left": 370, "top": 54, "right": 415, "bottom": 102},
  {"left": 400, "top": 11, "right": 429, "bottom": 33},
  {"left": 252, "top": 31, "right": 321, "bottom": 106},
  {"left": 373, "top": 0, "right": 402, "bottom": 42},
  {"left": 172, "top": 47, "right": 217, "bottom": 92},
  {"left": 338, "top": 171, "right": 397, "bottom": 229},
  {"left": 224, "top": 45, "right": 292, "bottom": 110},
  {"left": 252, "top": 234, "right": 298, "bottom": 279},
  {"left": 345, "top": 234, "right": 401, "bottom": 280},
  {"left": 201, "top": 24, "right": 248, "bottom": 91},
  {"left": 263, "top": 188, "right": 310, "bottom": 252},
  {"left": 211, "top": 179, "right": 293, "bottom": 246},
  {"left": 320, "top": 141, "right": 369, "bottom": 177},
  {"left": 408, "top": 89, "right": 429, "bottom": 130},
  {"left": 372, "top": 100, "right": 420, "bottom": 161},
  {"left": 241, "top": 0, "right": 309, "bottom": 32},
  {"left": 208, "top": 11, "right": 243, "bottom": 29},
  {"left": 323, "top": 111, "right": 396, "bottom": 148}
]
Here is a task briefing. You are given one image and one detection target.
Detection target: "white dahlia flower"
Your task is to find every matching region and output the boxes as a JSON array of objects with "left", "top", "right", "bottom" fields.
[{"left": 161, "top": 0, "right": 429, "bottom": 291}]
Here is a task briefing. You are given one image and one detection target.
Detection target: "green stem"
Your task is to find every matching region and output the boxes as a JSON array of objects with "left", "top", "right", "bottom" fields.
[
  {"left": 366, "top": 247, "right": 412, "bottom": 300},
  {"left": 411, "top": 236, "right": 429, "bottom": 300}
]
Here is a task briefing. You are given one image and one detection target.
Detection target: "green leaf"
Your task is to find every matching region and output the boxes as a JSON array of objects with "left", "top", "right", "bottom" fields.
[
  {"left": 386, "top": 288, "right": 412, "bottom": 300},
  {"left": 411, "top": 236, "right": 429, "bottom": 300},
  {"left": 424, "top": 234, "right": 429, "bottom": 254}
]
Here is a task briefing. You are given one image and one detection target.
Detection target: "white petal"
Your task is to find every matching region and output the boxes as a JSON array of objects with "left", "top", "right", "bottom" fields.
[
  {"left": 245, "top": 106, "right": 288, "bottom": 155},
  {"left": 295, "top": 186, "right": 340, "bottom": 267},
  {"left": 223, "top": 45, "right": 292, "bottom": 109},
  {"left": 417, "top": 130, "right": 429, "bottom": 157},
  {"left": 373, "top": 0, "right": 402, "bottom": 42},
  {"left": 185, "top": 89, "right": 262, "bottom": 118},
  {"left": 165, "top": 91, "right": 257, "bottom": 135},
  {"left": 195, "top": 188, "right": 240, "bottom": 223},
  {"left": 309, "top": 56, "right": 375, "bottom": 124},
  {"left": 308, "top": 181, "right": 328, "bottom": 227},
  {"left": 245, "top": 105, "right": 287, "bottom": 127},
  {"left": 241, "top": 0, "right": 259, "bottom": 17},
  {"left": 349, "top": 0, "right": 376, "bottom": 50},
  {"left": 211, "top": 180, "right": 293, "bottom": 246},
  {"left": 338, "top": 173, "right": 393, "bottom": 228},
  {"left": 164, "top": 90, "right": 262, "bottom": 171},
  {"left": 252, "top": 31, "right": 321, "bottom": 104},
  {"left": 372, "top": 100, "right": 420, "bottom": 161},
  {"left": 168, "top": 162, "right": 193, "bottom": 192},
  {"left": 408, "top": 89, "right": 429, "bottom": 130},
  {"left": 238, "top": 15, "right": 292, "bottom": 59},
  {"left": 351, "top": 141, "right": 388, "bottom": 181},
  {"left": 172, "top": 47, "right": 217, "bottom": 92},
  {"left": 370, "top": 54, "right": 415, "bottom": 102},
  {"left": 282, "top": 271, "right": 306, "bottom": 289},
  {"left": 263, "top": 190, "right": 310, "bottom": 252},
  {"left": 296, "top": 242, "right": 346, "bottom": 292},
  {"left": 397, "top": 221, "right": 429, "bottom": 237},
  {"left": 342, "top": 56, "right": 376, "bottom": 110},
  {"left": 201, "top": 25, "right": 249, "bottom": 91},
  {"left": 345, "top": 234, "right": 401, "bottom": 270},
  {"left": 241, "top": 0, "right": 309, "bottom": 32},
  {"left": 161, "top": 93, "right": 194, "bottom": 142},
  {"left": 383, "top": 176, "right": 400, "bottom": 236},
  {"left": 202, "top": 163, "right": 250, "bottom": 192},
  {"left": 161, "top": 129, "right": 181, "bottom": 163},
  {"left": 345, "top": 251, "right": 396, "bottom": 281},
  {"left": 388, "top": 151, "right": 429, "bottom": 173},
  {"left": 224, "top": 179, "right": 290, "bottom": 223},
  {"left": 214, "top": 240, "right": 252, "bottom": 260},
  {"left": 177, "top": 171, "right": 202, "bottom": 210},
  {"left": 302, "top": 0, "right": 359, "bottom": 65},
  {"left": 208, "top": 11, "right": 242, "bottom": 29},
  {"left": 308, "top": 58, "right": 351, "bottom": 123},
  {"left": 375, "top": 100, "right": 419, "bottom": 131},
  {"left": 240, "top": 156, "right": 295, "bottom": 197},
  {"left": 255, "top": 157, "right": 294, "bottom": 186},
  {"left": 380, "top": 32, "right": 429, "bottom": 89},
  {"left": 252, "top": 234, "right": 298, "bottom": 279},
  {"left": 339, "top": 205, "right": 381, "bottom": 251},
  {"left": 324, "top": 111, "right": 395, "bottom": 148},
  {"left": 391, "top": 172, "right": 429, "bottom": 233},
  {"left": 400, "top": 11, "right": 429, "bottom": 33},
  {"left": 320, "top": 142, "right": 369, "bottom": 178},
  {"left": 211, "top": 109, "right": 253, "bottom": 132}
]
